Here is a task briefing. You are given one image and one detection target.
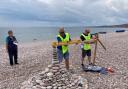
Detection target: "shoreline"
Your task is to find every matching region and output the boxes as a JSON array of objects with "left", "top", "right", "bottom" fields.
[{"left": 1, "top": 29, "right": 128, "bottom": 47}]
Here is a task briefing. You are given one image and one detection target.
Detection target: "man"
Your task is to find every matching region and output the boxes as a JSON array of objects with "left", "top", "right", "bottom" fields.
[
  {"left": 57, "top": 27, "right": 71, "bottom": 70},
  {"left": 80, "top": 29, "right": 94, "bottom": 66},
  {"left": 6, "top": 30, "right": 19, "bottom": 66}
]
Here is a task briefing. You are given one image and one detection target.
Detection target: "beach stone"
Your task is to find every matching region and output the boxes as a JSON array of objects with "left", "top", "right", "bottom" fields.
[
  {"left": 58, "top": 87, "right": 62, "bottom": 89},
  {"left": 47, "top": 72, "right": 53, "bottom": 77},
  {"left": 45, "top": 68, "right": 49, "bottom": 73},
  {"left": 52, "top": 61, "right": 59, "bottom": 64},
  {"left": 62, "top": 86, "right": 66, "bottom": 89},
  {"left": 52, "top": 66, "right": 60, "bottom": 70},
  {"left": 39, "top": 71, "right": 46, "bottom": 76},
  {"left": 48, "top": 65, "right": 52, "bottom": 68},
  {"left": 32, "top": 86, "right": 37, "bottom": 89},
  {"left": 41, "top": 86, "right": 46, "bottom": 89},
  {"left": 36, "top": 80, "right": 42, "bottom": 84},
  {"left": 53, "top": 86, "right": 57, "bottom": 89},
  {"left": 40, "top": 82, "right": 45, "bottom": 86},
  {"left": 52, "top": 69, "right": 58, "bottom": 73},
  {"left": 47, "top": 86, "right": 52, "bottom": 89}
]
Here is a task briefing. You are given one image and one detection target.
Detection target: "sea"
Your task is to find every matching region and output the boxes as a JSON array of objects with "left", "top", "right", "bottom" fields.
[{"left": 0, "top": 27, "right": 127, "bottom": 45}]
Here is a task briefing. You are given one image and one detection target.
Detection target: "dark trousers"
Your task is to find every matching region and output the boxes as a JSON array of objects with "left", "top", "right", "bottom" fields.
[{"left": 8, "top": 49, "right": 18, "bottom": 65}]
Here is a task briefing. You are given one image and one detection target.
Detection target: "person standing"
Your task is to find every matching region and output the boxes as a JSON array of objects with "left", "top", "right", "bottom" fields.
[
  {"left": 6, "top": 30, "right": 19, "bottom": 66},
  {"left": 57, "top": 27, "right": 71, "bottom": 70},
  {"left": 80, "top": 29, "right": 93, "bottom": 66}
]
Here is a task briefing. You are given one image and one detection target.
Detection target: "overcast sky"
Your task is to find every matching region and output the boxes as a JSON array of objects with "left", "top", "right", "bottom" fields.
[{"left": 0, "top": 0, "right": 128, "bottom": 27}]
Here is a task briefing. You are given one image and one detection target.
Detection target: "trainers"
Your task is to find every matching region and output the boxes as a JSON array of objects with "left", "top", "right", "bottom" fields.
[
  {"left": 81, "top": 64, "right": 84, "bottom": 67},
  {"left": 10, "top": 64, "right": 13, "bottom": 66},
  {"left": 89, "top": 63, "right": 95, "bottom": 66},
  {"left": 15, "top": 63, "right": 19, "bottom": 65}
]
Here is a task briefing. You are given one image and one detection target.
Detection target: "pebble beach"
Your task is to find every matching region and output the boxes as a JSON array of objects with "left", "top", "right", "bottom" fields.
[{"left": 0, "top": 31, "right": 128, "bottom": 89}]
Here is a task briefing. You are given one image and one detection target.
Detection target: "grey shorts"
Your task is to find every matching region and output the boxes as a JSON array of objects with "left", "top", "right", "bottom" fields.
[
  {"left": 82, "top": 49, "right": 91, "bottom": 58},
  {"left": 57, "top": 49, "right": 69, "bottom": 62}
]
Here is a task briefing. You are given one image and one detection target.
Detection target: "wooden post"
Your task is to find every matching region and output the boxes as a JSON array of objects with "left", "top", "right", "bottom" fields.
[{"left": 93, "top": 33, "right": 98, "bottom": 64}]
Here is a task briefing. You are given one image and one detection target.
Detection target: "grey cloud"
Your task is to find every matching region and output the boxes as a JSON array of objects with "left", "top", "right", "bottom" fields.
[{"left": 0, "top": 0, "right": 128, "bottom": 26}]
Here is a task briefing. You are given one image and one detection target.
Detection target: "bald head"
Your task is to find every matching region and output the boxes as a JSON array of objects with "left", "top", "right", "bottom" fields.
[
  {"left": 84, "top": 28, "right": 90, "bottom": 34},
  {"left": 58, "top": 27, "right": 65, "bottom": 37},
  {"left": 59, "top": 27, "right": 65, "bottom": 33}
]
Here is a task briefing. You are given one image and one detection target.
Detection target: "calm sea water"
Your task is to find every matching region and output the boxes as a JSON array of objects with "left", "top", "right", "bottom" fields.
[{"left": 0, "top": 27, "right": 126, "bottom": 45}]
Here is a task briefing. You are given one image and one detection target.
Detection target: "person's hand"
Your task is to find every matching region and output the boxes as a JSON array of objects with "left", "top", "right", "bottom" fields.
[
  {"left": 84, "top": 40, "right": 90, "bottom": 44},
  {"left": 5, "top": 49, "right": 8, "bottom": 53},
  {"left": 64, "top": 41, "right": 68, "bottom": 46},
  {"left": 93, "top": 39, "right": 97, "bottom": 42},
  {"left": 92, "top": 35, "right": 97, "bottom": 39}
]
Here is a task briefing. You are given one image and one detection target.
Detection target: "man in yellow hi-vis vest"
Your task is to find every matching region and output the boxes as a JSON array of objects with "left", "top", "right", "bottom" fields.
[
  {"left": 80, "top": 29, "right": 93, "bottom": 66},
  {"left": 57, "top": 27, "right": 71, "bottom": 70}
]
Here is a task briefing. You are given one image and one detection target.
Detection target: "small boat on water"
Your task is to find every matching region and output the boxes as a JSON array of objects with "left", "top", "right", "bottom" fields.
[
  {"left": 115, "top": 30, "right": 125, "bottom": 33},
  {"left": 98, "top": 32, "right": 107, "bottom": 34}
]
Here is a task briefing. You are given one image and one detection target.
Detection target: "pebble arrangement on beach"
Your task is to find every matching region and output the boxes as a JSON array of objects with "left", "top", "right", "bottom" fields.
[
  {"left": 20, "top": 64, "right": 87, "bottom": 89},
  {"left": 20, "top": 48, "right": 88, "bottom": 89}
]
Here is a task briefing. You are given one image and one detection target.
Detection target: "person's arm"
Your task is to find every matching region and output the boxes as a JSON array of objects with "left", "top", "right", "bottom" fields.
[
  {"left": 80, "top": 35, "right": 85, "bottom": 41},
  {"left": 69, "top": 35, "right": 71, "bottom": 41},
  {"left": 13, "top": 36, "right": 18, "bottom": 43},
  {"left": 90, "top": 34, "right": 93, "bottom": 38},
  {"left": 80, "top": 35, "right": 85, "bottom": 45},
  {"left": 6, "top": 37, "right": 8, "bottom": 51},
  {"left": 90, "top": 34, "right": 97, "bottom": 44},
  {"left": 57, "top": 37, "right": 61, "bottom": 42}
]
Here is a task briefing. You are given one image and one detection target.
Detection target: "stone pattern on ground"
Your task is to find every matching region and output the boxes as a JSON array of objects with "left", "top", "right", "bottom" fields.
[{"left": 20, "top": 63, "right": 88, "bottom": 89}]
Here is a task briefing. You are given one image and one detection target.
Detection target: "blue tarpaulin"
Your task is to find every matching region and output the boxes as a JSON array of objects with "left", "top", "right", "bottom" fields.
[{"left": 82, "top": 64, "right": 108, "bottom": 74}]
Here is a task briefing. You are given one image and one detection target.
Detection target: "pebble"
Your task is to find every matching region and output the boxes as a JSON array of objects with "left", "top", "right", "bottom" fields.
[
  {"left": 39, "top": 71, "right": 46, "bottom": 76},
  {"left": 52, "top": 66, "right": 60, "bottom": 70},
  {"left": 41, "top": 86, "right": 46, "bottom": 89},
  {"left": 47, "top": 86, "right": 52, "bottom": 89},
  {"left": 47, "top": 72, "right": 53, "bottom": 77},
  {"left": 48, "top": 65, "right": 52, "bottom": 68},
  {"left": 36, "top": 80, "right": 42, "bottom": 84},
  {"left": 45, "top": 68, "right": 49, "bottom": 73}
]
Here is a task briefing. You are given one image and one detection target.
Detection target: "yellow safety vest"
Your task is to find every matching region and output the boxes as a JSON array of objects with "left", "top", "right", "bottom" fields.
[
  {"left": 81, "top": 33, "right": 91, "bottom": 50},
  {"left": 57, "top": 33, "right": 70, "bottom": 54}
]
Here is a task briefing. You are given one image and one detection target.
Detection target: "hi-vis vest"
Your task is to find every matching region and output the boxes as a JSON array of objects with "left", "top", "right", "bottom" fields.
[
  {"left": 81, "top": 33, "right": 91, "bottom": 50},
  {"left": 57, "top": 33, "right": 70, "bottom": 54}
]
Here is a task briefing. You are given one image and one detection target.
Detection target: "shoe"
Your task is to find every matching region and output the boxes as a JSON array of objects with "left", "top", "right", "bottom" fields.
[
  {"left": 81, "top": 64, "right": 86, "bottom": 71},
  {"left": 89, "top": 63, "right": 95, "bottom": 66},
  {"left": 15, "top": 63, "right": 19, "bottom": 65},
  {"left": 10, "top": 64, "right": 13, "bottom": 66},
  {"left": 81, "top": 64, "right": 84, "bottom": 67}
]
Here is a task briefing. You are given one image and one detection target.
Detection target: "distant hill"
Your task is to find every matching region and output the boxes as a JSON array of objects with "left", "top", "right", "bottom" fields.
[
  {"left": 87, "top": 24, "right": 128, "bottom": 28},
  {"left": 113, "top": 24, "right": 128, "bottom": 28}
]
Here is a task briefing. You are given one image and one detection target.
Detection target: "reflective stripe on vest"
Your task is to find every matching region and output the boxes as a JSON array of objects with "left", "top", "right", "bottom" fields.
[
  {"left": 81, "top": 33, "right": 91, "bottom": 50},
  {"left": 57, "top": 33, "right": 70, "bottom": 54}
]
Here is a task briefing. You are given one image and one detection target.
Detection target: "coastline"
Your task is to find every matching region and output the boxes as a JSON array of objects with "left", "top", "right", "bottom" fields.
[{"left": 0, "top": 32, "right": 128, "bottom": 89}]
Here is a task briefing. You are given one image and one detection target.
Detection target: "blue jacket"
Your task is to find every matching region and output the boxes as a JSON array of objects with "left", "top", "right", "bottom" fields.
[{"left": 6, "top": 36, "right": 18, "bottom": 50}]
